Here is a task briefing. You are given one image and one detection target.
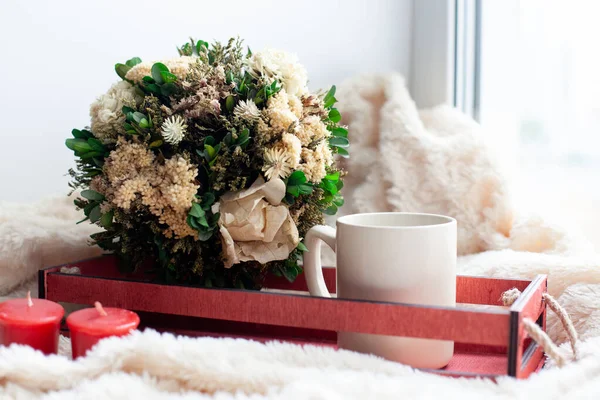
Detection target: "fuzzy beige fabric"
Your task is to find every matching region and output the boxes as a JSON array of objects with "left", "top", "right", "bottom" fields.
[
  {"left": 0, "top": 194, "right": 102, "bottom": 299},
  {"left": 0, "top": 328, "right": 599, "bottom": 399},
  {"left": 335, "top": 74, "right": 593, "bottom": 256}
]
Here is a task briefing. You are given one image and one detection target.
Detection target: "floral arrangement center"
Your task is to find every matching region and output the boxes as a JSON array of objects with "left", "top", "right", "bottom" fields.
[{"left": 66, "top": 37, "right": 349, "bottom": 289}]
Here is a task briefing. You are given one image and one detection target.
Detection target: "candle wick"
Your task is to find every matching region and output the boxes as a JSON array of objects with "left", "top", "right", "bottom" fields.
[
  {"left": 27, "top": 291, "right": 33, "bottom": 307},
  {"left": 94, "top": 301, "right": 108, "bottom": 317}
]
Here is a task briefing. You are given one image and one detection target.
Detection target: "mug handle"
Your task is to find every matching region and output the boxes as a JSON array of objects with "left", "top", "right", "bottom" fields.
[{"left": 303, "top": 225, "right": 336, "bottom": 297}]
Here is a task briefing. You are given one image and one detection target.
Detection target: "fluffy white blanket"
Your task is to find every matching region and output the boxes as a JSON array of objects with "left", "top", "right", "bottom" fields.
[{"left": 1, "top": 74, "right": 599, "bottom": 398}]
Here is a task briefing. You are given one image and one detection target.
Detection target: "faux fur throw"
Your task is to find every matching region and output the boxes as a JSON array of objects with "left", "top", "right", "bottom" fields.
[
  {"left": 336, "top": 74, "right": 592, "bottom": 256},
  {"left": 0, "top": 195, "right": 102, "bottom": 298},
  {"left": 1, "top": 329, "right": 600, "bottom": 399},
  {"left": 1, "top": 74, "right": 600, "bottom": 398}
]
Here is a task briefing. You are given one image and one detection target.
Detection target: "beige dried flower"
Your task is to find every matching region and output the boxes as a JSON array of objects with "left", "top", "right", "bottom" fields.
[
  {"left": 300, "top": 140, "right": 333, "bottom": 183},
  {"left": 261, "top": 90, "right": 299, "bottom": 139},
  {"left": 125, "top": 56, "right": 197, "bottom": 83},
  {"left": 263, "top": 147, "right": 294, "bottom": 180},
  {"left": 275, "top": 133, "right": 302, "bottom": 168},
  {"left": 296, "top": 115, "right": 329, "bottom": 146},
  {"left": 161, "top": 115, "right": 188, "bottom": 145},
  {"left": 103, "top": 140, "right": 199, "bottom": 238}
]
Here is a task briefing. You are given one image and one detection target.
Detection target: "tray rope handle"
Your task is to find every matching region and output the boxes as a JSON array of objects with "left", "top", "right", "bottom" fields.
[{"left": 501, "top": 288, "right": 578, "bottom": 367}]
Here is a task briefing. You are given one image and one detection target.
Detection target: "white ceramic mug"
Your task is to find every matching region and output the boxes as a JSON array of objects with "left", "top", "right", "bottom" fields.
[{"left": 303, "top": 212, "right": 457, "bottom": 368}]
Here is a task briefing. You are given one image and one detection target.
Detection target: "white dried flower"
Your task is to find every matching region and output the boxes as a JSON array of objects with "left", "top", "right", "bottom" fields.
[
  {"left": 89, "top": 81, "right": 142, "bottom": 141},
  {"left": 246, "top": 49, "right": 308, "bottom": 96},
  {"left": 263, "top": 147, "right": 294, "bottom": 180},
  {"left": 161, "top": 115, "right": 188, "bottom": 145},
  {"left": 234, "top": 99, "right": 261, "bottom": 122},
  {"left": 233, "top": 99, "right": 260, "bottom": 122}
]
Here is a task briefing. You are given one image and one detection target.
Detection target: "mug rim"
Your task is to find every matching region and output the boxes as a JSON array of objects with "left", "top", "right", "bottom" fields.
[{"left": 336, "top": 212, "right": 456, "bottom": 229}]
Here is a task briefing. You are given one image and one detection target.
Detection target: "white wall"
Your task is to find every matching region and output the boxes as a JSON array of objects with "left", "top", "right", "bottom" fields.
[{"left": 0, "top": 0, "right": 413, "bottom": 202}]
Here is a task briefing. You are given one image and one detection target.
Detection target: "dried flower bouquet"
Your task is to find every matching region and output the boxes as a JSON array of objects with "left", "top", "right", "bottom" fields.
[{"left": 66, "top": 38, "right": 348, "bottom": 288}]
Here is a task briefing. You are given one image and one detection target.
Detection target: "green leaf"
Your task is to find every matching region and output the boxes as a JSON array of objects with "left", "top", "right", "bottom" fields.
[
  {"left": 328, "top": 108, "right": 341, "bottom": 123},
  {"left": 122, "top": 106, "right": 135, "bottom": 115},
  {"left": 180, "top": 43, "right": 193, "bottom": 56},
  {"left": 79, "top": 151, "right": 104, "bottom": 160},
  {"left": 125, "top": 57, "right": 142, "bottom": 67},
  {"left": 65, "top": 138, "right": 92, "bottom": 153},
  {"left": 201, "top": 192, "right": 215, "bottom": 208},
  {"left": 145, "top": 83, "right": 161, "bottom": 94},
  {"left": 321, "top": 179, "right": 338, "bottom": 195},
  {"left": 149, "top": 140, "right": 163, "bottom": 148},
  {"left": 281, "top": 263, "right": 301, "bottom": 282},
  {"left": 151, "top": 62, "right": 169, "bottom": 84},
  {"left": 81, "top": 189, "right": 104, "bottom": 201},
  {"left": 71, "top": 129, "right": 86, "bottom": 139},
  {"left": 83, "top": 201, "right": 97, "bottom": 216},
  {"left": 89, "top": 205, "right": 102, "bottom": 223},
  {"left": 160, "top": 83, "right": 178, "bottom": 97},
  {"left": 187, "top": 215, "right": 201, "bottom": 230},
  {"left": 284, "top": 193, "right": 296, "bottom": 205},
  {"left": 132, "top": 112, "right": 146, "bottom": 124},
  {"left": 238, "top": 129, "right": 249, "bottom": 142},
  {"left": 205, "top": 144, "right": 217, "bottom": 160},
  {"left": 87, "top": 138, "right": 104, "bottom": 152},
  {"left": 210, "top": 212, "right": 220, "bottom": 226},
  {"left": 336, "top": 147, "right": 350, "bottom": 158},
  {"left": 297, "top": 242, "right": 309, "bottom": 252},
  {"left": 225, "top": 95, "right": 235, "bottom": 112},
  {"left": 287, "top": 185, "right": 300, "bottom": 197},
  {"left": 142, "top": 76, "right": 155, "bottom": 84},
  {"left": 100, "top": 210, "right": 114, "bottom": 228},
  {"left": 298, "top": 184, "right": 313, "bottom": 195},
  {"left": 324, "top": 171, "right": 340, "bottom": 181},
  {"left": 330, "top": 127, "right": 348, "bottom": 138},
  {"left": 323, "top": 205, "right": 338, "bottom": 215},
  {"left": 204, "top": 136, "right": 215, "bottom": 146},
  {"left": 329, "top": 136, "right": 349, "bottom": 148},
  {"left": 189, "top": 203, "right": 205, "bottom": 219},
  {"left": 226, "top": 70, "right": 234, "bottom": 84},
  {"left": 196, "top": 40, "right": 209, "bottom": 53},
  {"left": 160, "top": 70, "right": 178, "bottom": 84},
  {"left": 115, "top": 63, "right": 131, "bottom": 80},
  {"left": 197, "top": 229, "right": 214, "bottom": 241},
  {"left": 323, "top": 85, "right": 336, "bottom": 105},
  {"left": 287, "top": 170, "right": 307, "bottom": 186},
  {"left": 333, "top": 196, "right": 345, "bottom": 207},
  {"left": 138, "top": 118, "right": 150, "bottom": 129},
  {"left": 197, "top": 215, "right": 210, "bottom": 228},
  {"left": 324, "top": 96, "right": 337, "bottom": 109}
]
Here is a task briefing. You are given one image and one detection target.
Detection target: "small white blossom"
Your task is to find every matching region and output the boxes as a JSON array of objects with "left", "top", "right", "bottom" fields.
[
  {"left": 262, "top": 147, "right": 294, "bottom": 180},
  {"left": 246, "top": 49, "right": 308, "bottom": 96},
  {"left": 89, "top": 81, "right": 142, "bottom": 141},
  {"left": 161, "top": 115, "right": 188, "bottom": 145},
  {"left": 233, "top": 99, "right": 261, "bottom": 121}
]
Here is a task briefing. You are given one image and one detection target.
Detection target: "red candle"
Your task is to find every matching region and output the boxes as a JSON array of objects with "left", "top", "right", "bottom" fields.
[
  {"left": 66, "top": 302, "right": 140, "bottom": 358},
  {"left": 0, "top": 291, "right": 64, "bottom": 354}
]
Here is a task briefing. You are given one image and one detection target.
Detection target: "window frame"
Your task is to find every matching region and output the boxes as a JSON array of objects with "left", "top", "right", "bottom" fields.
[{"left": 410, "top": 0, "right": 481, "bottom": 119}]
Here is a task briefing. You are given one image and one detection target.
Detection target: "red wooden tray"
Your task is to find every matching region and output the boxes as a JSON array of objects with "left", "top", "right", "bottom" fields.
[{"left": 39, "top": 256, "right": 547, "bottom": 379}]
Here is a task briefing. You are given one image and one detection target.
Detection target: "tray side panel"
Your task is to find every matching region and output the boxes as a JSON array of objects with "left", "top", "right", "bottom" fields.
[
  {"left": 514, "top": 275, "right": 548, "bottom": 379},
  {"left": 55, "top": 256, "right": 533, "bottom": 307},
  {"left": 46, "top": 274, "right": 510, "bottom": 346}
]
